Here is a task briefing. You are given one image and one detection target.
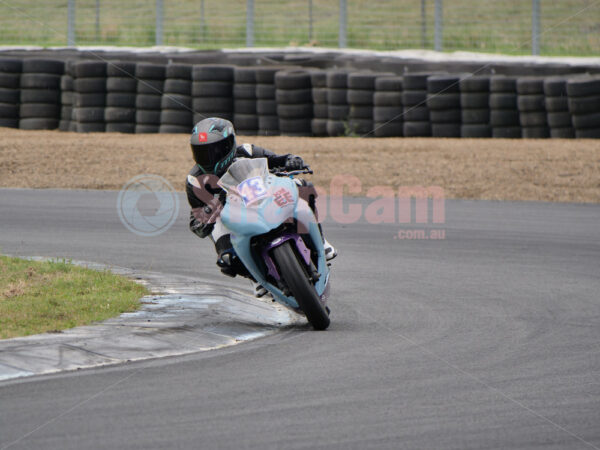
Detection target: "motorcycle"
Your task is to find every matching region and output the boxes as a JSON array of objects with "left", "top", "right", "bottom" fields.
[{"left": 217, "top": 157, "right": 331, "bottom": 330}]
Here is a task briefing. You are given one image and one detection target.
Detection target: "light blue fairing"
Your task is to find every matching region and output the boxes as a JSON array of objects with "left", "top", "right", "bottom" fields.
[{"left": 220, "top": 173, "right": 330, "bottom": 311}]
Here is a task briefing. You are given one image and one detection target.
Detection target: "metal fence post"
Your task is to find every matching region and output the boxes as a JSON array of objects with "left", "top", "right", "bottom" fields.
[
  {"left": 434, "top": 0, "right": 442, "bottom": 51},
  {"left": 200, "top": 0, "right": 206, "bottom": 41},
  {"left": 95, "top": 0, "right": 100, "bottom": 42},
  {"left": 339, "top": 0, "right": 347, "bottom": 48},
  {"left": 67, "top": 0, "right": 75, "bottom": 46},
  {"left": 246, "top": 0, "right": 254, "bottom": 47},
  {"left": 532, "top": 0, "right": 540, "bottom": 55},
  {"left": 156, "top": 0, "right": 163, "bottom": 46},
  {"left": 421, "top": 0, "right": 427, "bottom": 48},
  {"left": 309, "top": 0, "right": 313, "bottom": 42},
  {"left": 96, "top": 0, "right": 100, "bottom": 41}
]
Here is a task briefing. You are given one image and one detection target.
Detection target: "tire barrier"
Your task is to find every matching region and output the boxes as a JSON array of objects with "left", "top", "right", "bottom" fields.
[
  {"left": 326, "top": 70, "right": 350, "bottom": 137},
  {"left": 567, "top": 77, "right": 600, "bottom": 139},
  {"left": 1, "top": 55, "right": 599, "bottom": 138},
  {"left": 347, "top": 72, "right": 378, "bottom": 136},
  {"left": 544, "top": 77, "right": 574, "bottom": 139},
  {"left": 373, "top": 75, "right": 403, "bottom": 137},
  {"left": 517, "top": 77, "right": 550, "bottom": 139},
  {"left": 0, "top": 58, "right": 22, "bottom": 129},
  {"left": 490, "top": 76, "right": 522, "bottom": 138},
  {"left": 459, "top": 76, "right": 491, "bottom": 138},
  {"left": 233, "top": 67, "right": 259, "bottom": 135},
  {"left": 427, "top": 74, "right": 463, "bottom": 138},
  {"left": 19, "top": 58, "right": 64, "bottom": 130},
  {"left": 256, "top": 66, "right": 281, "bottom": 136},
  {"left": 310, "top": 70, "right": 327, "bottom": 137},
  {"left": 72, "top": 60, "right": 106, "bottom": 133},
  {"left": 159, "top": 63, "right": 193, "bottom": 134},
  {"left": 135, "top": 63, "right": 165, "bottom": 134},
  {"left": 191, "top": 64, "right": 234, "bottom": 124},
  {"left": 105, "top": 61, "right": 137, "bottom": 134},
  {"left": 403, "top": 72, "right": 432, "bottom": 137},
  {"left": 275, "top": 70, "right": 313, "bottom": 137},
  {"left": 59, "top": 61, "right": 74, "bottom": 132}
]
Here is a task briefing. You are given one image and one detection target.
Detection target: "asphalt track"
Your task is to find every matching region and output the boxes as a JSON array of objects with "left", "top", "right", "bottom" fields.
[{"left": 0, "top": 189, "right": 599, "bottom": 450}]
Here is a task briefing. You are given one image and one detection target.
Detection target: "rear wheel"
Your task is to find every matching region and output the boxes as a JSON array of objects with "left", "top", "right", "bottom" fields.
[{"left": 272, "top": 241, "right": 330, "bottom": 330}]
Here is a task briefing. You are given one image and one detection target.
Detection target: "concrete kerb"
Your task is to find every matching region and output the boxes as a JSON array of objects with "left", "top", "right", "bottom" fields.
[{"left": 0, "top": 258, "right": 300, "bottom": 382}]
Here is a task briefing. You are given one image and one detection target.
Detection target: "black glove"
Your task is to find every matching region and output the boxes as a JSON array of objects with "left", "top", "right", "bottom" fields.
[
  {"left": 189, "top": 211, "right": 215, "bottom": 238},
  {"left": 285, "top": 155, "right": 304, "bottom": 171}
]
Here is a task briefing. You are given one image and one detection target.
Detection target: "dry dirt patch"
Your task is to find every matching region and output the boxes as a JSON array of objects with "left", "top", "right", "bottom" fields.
[{"left": 0, "top": 128, "right": 598, "bottom": 203}]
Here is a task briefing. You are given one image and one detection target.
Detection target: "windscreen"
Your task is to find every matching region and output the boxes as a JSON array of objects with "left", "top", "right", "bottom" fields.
[{"left": 218, "top": 158, "right": 269, "bottom": 194}]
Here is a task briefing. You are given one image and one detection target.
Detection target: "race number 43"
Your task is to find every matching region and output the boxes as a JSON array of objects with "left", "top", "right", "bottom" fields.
[{"left": 237, "top": 176, "right": 268, "bottom": 206}]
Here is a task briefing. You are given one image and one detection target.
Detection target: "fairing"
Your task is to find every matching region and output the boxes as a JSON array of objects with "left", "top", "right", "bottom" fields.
[{"left": 219, "top": 158, "right": 330, "bottom": 310}]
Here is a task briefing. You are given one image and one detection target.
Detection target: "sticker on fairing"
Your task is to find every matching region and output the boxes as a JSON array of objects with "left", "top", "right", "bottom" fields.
[
  {"left": 237, "top": 176, "right": 268, "bottom": 206},
  {"left": 273, "top": 188, "right": 293, "bottom": 207}
]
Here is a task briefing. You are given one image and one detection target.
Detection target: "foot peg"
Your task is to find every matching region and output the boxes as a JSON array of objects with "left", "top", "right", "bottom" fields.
[{"left": 252, "top": 281, "right": 268, "bottom": 298}]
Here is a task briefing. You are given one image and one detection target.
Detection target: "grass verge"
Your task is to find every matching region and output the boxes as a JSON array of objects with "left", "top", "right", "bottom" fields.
[{"left": 0, "top": 255, "right": 148, "bottom": 340}]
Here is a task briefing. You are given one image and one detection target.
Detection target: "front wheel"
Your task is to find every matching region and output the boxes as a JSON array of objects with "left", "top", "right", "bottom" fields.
[{"left": 272, "top": 241, "right": 330, "bottom": 330}]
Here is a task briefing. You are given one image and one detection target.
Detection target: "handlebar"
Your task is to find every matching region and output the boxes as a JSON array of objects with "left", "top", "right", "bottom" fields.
[{"left": 270, "top": 165, "right": 313, "bottom": 177}]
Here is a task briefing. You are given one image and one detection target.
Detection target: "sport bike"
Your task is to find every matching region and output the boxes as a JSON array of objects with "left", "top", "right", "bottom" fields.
[{"left": 218, "top": 158, "right": 331, "bottom": 330}]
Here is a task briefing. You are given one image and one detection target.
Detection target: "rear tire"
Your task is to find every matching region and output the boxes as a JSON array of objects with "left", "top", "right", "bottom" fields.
[{"left": 272, "top": 241, "right": 330, "bottom": 330}]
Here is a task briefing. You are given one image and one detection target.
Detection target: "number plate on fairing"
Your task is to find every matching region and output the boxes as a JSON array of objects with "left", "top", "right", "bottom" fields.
[{"left": 237, "top": 176, "right": 268, "bottom": 206}]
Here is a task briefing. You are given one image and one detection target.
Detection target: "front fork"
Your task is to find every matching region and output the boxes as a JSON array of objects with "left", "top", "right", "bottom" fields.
[
  {"left": 262, "top": 235, "right": 312, "bottom": 283},
  {"left": 264, "top": 238, "right": 320, "bottom": 297}
]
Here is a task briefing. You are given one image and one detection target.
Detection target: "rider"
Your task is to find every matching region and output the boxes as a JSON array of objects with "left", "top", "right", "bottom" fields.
[{"left": 186, "top": 117, "right": 336, "bottom": 297}]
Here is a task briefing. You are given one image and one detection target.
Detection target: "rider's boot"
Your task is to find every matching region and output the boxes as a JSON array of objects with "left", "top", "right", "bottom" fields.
[
  {"left": 324, "top": 238, "right": 337, "bottom": 261},
  {"left": 318, "top": 224, "right": 337, "bottom": 261}
]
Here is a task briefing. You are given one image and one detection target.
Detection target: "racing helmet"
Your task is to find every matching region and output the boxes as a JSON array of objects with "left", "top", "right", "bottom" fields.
[{"left": 190, "top": 117, "right": 237, "bottom": 176}]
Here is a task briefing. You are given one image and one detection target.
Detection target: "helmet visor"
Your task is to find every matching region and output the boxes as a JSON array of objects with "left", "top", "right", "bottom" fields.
[{"left": 192, "top": 135, "right": 235, "bottom": 172}]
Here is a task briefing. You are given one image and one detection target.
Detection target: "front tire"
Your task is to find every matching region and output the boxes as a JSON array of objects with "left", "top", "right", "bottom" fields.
[{"left": 272, "top": 241, "right": 330, "bottom": 330}]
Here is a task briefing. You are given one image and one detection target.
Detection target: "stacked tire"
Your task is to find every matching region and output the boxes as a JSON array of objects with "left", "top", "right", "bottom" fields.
[
  {"left": 135, "top": 63, "right": 165, "bottom": 134},
  {"left": 105, "top": 61, "right": 137, "bottom": 133},
  {"left": 427, "top": 74, "right": 462, "bottom": 137},
  {"left": 489, "top": 76, "right": 521, "bottom": 138},
  {"left": 310, "top": 70, "right": 328, "bottom": 137},
  {"left": 517, "top": 77, "right": 549, "bottom": 138},
  {"left": 543, "top": 77, "right": 574, "bottom": 138},
  {"left": 347, "top": 72, "right": 377, "bottom": 136},
  {"left": 20, "top": 58, "right": 64, "bottom": 130},
  {"left": 566, "top": 77, "right": 600, "bottom": 139},
  {"left": 72, "top": 61, "right": 106, "bottom": 133},
  {"left": 373, "top": 76, "right": 403, "bottom": 137},
  {"left": 233, "top": 67, "right": 258, "bottom": 135},
  {"left": 460, "top": 76, "right": 491, "bottom": 138},
  {"left": 0, "top": 58, "right": 22, "bottom": 129},
  {"left": 326, "top": 70, "right": 350, "bottom": 137},
  {"left": 275, "top": 70, "right": 313, "bottom": 136},
  {"left": 256, "top": 67, "right": 280, "bottom": 136},
  {"left": 160, "top": 63, "right": 193, "bottom": 133},
  {"left": 191, "top": 65, "right": 235, "bottom": 125},
  {"left": 402, "top": 73, "right": 432, "bottom": 137},
  {"left": 59, "top": 61, "right": 75, "bottom": 131}
]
